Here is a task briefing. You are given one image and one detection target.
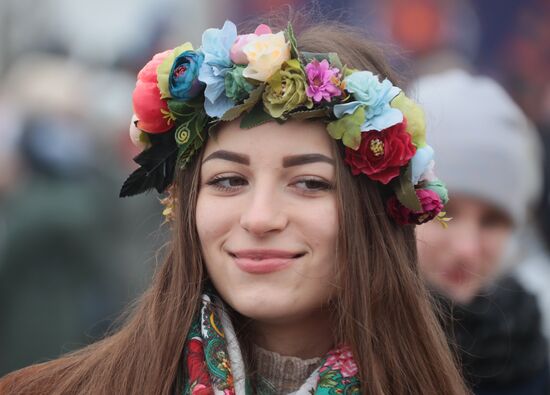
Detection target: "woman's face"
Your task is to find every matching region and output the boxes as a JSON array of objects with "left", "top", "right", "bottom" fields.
[
  {"left": 196, "top": 119, "right": 339, "bottom": 323},
  {"left": 416, "top": 194, "right": 513, "bottom": 304}
]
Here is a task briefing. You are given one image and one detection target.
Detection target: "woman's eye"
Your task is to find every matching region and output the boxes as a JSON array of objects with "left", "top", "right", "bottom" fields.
[
  {"left": 292, "top": 178, "right": 332, "bottom": 192},
  {"left": 206, "top": 176, "right": 248, "bottom": 191}
]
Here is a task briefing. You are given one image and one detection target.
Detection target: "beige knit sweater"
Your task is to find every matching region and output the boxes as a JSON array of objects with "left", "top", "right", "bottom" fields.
[{"left": 253, "top": 346, "right": 322, "bottom": 394}]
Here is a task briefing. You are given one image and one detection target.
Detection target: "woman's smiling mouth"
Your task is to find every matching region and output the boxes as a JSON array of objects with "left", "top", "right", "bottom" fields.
[{"left": 229, "top": 249, "right": 306, "bottom": 274}]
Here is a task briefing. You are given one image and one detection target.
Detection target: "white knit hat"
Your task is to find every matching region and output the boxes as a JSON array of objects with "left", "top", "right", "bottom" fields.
[{"left": 410, "top": 69, "right": 542, "bottom": 226}]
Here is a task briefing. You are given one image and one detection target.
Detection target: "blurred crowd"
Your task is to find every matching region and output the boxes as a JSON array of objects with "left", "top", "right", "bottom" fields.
[{"left": 0, "top": 0, "right": 548, "bottom": 393}]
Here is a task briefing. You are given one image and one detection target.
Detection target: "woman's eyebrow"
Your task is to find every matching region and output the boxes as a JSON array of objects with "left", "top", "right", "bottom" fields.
[
  {"left": 282, "top": 153, "right": 334, "bottom": 168},
  {"left": 202, "top": 150, "right": 250, "bottom": 165}
]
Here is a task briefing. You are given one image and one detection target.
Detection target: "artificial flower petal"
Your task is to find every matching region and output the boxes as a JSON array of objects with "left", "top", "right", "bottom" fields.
[
  {"left": 132, "top": 50, "right": 174, "bottom": 133},
  {"left": 263, "top": 59, "right": 312, "bottom": 118},
  {"left": 129, "top": 114, "right": 151, "bottom": 150},
  {"left": 410, "top": 145, "right": 434, "bottom": 185},
  {"left": 419, "top": 160, "right": 437, "bottom": 183},
  {"left": 254, "top": 24, "right": 272, "bottom": 35},
  {"left": 230, "top": 24, "right": 272, "bottom": 65},
  {"left": 344, "top": 121, "right": 416, "bottom": 184},
  {"left": 425, "top": 179, "right": 449, "bottom": 205},
  {"left": 387, "top": 189, "right": 443, "bottom": 225},
  {"left": 224, "top": 65, "right": 254, "bottom": 102},
  {"left": 305, "top": 59, "right": 342, "bottom": 103},
  {"left": 391, "top": 92, "right": 427, "bottom": 148},
  {"left": 157, "top": 42, "right": 194, "bottom": 99},
  {"left": 198, "top": 20, "right": 238, "bottom": 117},
  {"left": 334, "top": 71, "right": 402, "bottom": 131},
  {"left": 327, "top": 106, "right": 366, "bottom": 149},
  {"left": 242, "top": 31, "right": 290, "bottom": 82}
]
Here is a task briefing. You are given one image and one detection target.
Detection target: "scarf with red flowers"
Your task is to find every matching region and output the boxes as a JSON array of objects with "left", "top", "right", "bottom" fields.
[{"left": 180, "top": 293, "right": 360, "bottom": 394}]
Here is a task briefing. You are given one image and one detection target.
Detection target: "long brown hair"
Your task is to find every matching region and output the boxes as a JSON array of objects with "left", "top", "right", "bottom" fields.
[{"left": 0, "top": 15, "right": 469, "bottom": 395}]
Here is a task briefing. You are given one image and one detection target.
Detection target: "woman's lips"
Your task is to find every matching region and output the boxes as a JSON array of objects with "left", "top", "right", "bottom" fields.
[
  {"left": 229, "top": 249, "right": 304, "bottom": 274},
  {"left": 443, "top": 267, "right": 472, "bottom": 285}
]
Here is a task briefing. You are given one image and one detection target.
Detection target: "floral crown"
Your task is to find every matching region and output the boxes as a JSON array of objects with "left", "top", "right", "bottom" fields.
[{"left": 121, "top": 20, "right": 450, "bottom": 226}]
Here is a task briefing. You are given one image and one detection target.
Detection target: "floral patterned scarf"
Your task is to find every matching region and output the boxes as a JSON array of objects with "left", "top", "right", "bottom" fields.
[{"left": 181, "top": 293, "right": 360, "bottom": 394}]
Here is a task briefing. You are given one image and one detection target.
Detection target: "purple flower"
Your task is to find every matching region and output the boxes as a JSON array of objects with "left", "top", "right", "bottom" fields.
[{"left": 305, "top": 59, "right": 342, "bottom": 103}]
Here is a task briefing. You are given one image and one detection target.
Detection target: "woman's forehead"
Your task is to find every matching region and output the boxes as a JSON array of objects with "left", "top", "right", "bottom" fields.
[{"left": 204, "top": 119, "right": 334, "bottom": 158}]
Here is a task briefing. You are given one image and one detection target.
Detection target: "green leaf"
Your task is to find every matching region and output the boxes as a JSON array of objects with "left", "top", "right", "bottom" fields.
[
  {"left": 391, "top": 92, "right": 427, "bottom": 148},
  {"left": 171, "top": 106, "right": 208, "bottom": 169},
  {"left": 392, "top": 165, "right": 422, "bottom": 211},
  {"left": 240, "top": 102, "right": 274, "bottom": 129},
  {"left": 301, "top": 51, "right": 343, "bottom": 70},
  {"left": 176, "top": 126, "right": 206, "bottom": 169},
  {"left": 326, "top": 106, "right": 365, "bottom": 149},
  {"left": 206, "top": 119, "right": 221, "bottom": 137},
  {"left": 285, "top": 22, "right": 300, "bottom": 59},
  {"left": 343, "top": 66, "right": 356, "bottom": 77},
  {"left": 221, "top": 83, "right": 265, "bottom": 121},
  {"left": 288, "top": 107, "right": 329, "bottom": 120},
  {"left": 328, "top": 53, "right": 344, "bottom": 70},
  {"left": 167, "top": 98, "right": 202, "bottom": 121}
]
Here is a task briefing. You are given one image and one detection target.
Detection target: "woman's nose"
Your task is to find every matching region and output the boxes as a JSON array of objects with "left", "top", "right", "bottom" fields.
[
  {"left": 449, "top": 221, "right": 482, "bottom": 266},
  {"left": 239, "top": 184, "right": 288, "bottom": 236}
]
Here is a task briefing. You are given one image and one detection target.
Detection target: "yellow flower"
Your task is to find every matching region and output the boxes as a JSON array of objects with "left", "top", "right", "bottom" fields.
[{"left": 242, "top": 32, "right": 290, "bottom": 82}]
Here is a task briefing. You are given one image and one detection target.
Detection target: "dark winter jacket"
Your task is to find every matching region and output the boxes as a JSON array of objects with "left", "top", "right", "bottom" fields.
[{"left": 435, "top": 276, "right": 550, "bottom": 395}]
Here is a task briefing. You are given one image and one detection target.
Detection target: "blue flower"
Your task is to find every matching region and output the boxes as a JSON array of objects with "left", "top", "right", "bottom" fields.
[
  {"left": 169, "top": 50, "right": 205, "bottom": 100},
  {"left": 198, "top": 20, "right": 238, "bottom": 117},
  {"left": 333, "top": 71, "right": 402, "bottom": 131},
  {"left": 410, "top": 145, "right": 434, "bottom": 185}
]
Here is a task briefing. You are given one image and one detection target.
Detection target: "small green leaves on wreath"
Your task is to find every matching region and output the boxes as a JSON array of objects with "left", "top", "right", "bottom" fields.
[{"left": 327, "top": 106, "right": 365, "bottom": 150}]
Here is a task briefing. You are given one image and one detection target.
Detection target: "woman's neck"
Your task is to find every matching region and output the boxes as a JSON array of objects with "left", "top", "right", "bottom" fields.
[{"left": 250, "top": 308, "right": 334, "bottom": 359}]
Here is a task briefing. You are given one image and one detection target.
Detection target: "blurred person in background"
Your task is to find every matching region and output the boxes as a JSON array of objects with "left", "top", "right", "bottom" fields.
[
  {"left": 0, "top": 53, "right": 168, "bottom": 376},
  {"left": 0, "top": 54, "right": 132, "bottom": 372},
  {"left": 413, "top": 68, "right": 549, "bottom": 394},
  {"left": 0, "top": 112, "right": 124, "bottom": 374}
]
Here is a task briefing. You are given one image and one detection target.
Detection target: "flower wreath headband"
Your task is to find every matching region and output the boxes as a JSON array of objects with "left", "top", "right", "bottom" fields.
[{"left": 121, "top": 20, "right": 450, "bottom": 227}]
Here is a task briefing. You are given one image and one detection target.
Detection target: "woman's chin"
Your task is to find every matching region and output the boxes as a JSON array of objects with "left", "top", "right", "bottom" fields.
[{"left": 219, "top": 286, "right": 319, "bottom": 323}]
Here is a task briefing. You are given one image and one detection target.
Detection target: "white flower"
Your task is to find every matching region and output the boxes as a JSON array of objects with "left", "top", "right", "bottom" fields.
[
  {"left": 242, "top": 32, "right": 290, "bottom": 82},
  {"left": 129, "top": 114, "right": 151, "bottom": 151}
]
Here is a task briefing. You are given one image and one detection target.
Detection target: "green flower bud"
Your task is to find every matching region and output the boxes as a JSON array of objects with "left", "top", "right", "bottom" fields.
[
  {"left": 263, "top": 59, "right": 312, "bottom": 118},
  {"left": 225, "top": 65, "right": 254, "bottom": 103},
  {"left": 424, "top": 179, "right": 449, "bottom": 205}
]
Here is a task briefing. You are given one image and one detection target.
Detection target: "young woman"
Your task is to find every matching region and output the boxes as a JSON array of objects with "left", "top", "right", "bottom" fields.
[{"left": 0, "top": 17, "right": 470, "bottom": 395}]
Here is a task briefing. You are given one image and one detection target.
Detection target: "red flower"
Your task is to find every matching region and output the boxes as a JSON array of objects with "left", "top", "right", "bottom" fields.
[
  {"left": 344, "top": 120, "right": 416, "bottom": 184},
  {"left": 186, "top": 339, "right": 213, "bottom": 392},
  {"left": 386, "top": 189, "right": 443, "bottom": 225},
  {"left": 132, "top": 49, "right": 173, "bottom": 133}
]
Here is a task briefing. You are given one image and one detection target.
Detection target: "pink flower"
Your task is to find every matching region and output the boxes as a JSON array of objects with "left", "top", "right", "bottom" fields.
[
  {"left": 319, "top": 346, "right": 358, "bottom": 377},
  {"left": 191, "top": 384, "right": 213, "bottom": 395},
  {"left": 230, "top": 24, "right": 272, "bottom": 64},
  {"left": 305, "top": 59, "right": 342, "bottom": 103},
  {"left": 340, "top": 359, "right": 359, "bottom": 378},
  {"left": 132, "top": 49, "right": 173, "bottom": 133},
  {"left": 386, "top": 189, "right": 443, "bottom": 225}
]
